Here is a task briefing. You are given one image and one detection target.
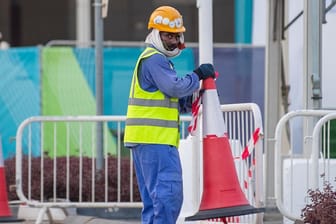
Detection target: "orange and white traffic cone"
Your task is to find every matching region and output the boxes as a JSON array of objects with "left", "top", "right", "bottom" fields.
[
  {"left": 0, "top": 137, "right": 24, "bottom": 223},
  {"left": 185, "top": 77, "right": 264, "bottom": 221}
]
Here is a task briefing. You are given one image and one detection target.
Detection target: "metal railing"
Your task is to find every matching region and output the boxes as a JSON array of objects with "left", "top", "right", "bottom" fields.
[
  {"left": 15, "top": 103, "right": 264, "bottom": 224},
  {"left": 274, "top": 110, "right": 336, "bottom": 223}
]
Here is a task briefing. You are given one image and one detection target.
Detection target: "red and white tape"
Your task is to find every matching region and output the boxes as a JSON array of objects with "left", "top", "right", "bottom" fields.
[
  {"left": 188, "top": 92, "right": 202, "bottom": 136},
  {"left": 241, "top": 127, "right": 261, "bottom": 160},
  {"left": 240, "top": 127, "right": 262, "bottom": 190}
]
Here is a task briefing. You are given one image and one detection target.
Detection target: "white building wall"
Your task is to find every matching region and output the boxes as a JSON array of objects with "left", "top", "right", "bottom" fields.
[{"left": 322, "top": 2, "right": 336, "bottom": 109}]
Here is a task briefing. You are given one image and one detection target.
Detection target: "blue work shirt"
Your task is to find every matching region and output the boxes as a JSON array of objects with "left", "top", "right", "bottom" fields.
[{"left": 139, "top": 52, "right": 200, "bottom": 114}]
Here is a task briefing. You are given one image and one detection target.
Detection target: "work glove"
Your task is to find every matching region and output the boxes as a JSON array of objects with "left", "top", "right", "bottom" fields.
[{"left": 193, "top": 63, "right": 216, "bottom": 80}]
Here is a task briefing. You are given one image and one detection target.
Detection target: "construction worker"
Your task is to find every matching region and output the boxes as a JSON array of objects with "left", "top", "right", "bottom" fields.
[{"left": 124, "top": 6, "right": 215, "bottom": 224}]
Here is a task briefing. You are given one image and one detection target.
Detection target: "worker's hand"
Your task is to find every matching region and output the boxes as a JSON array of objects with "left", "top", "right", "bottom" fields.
[{"left": 193, "top": 63, "right": 215, "bottom": 80}]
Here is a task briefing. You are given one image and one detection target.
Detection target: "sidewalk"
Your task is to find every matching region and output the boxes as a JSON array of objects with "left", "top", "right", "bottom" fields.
[
  {"left": 8, "top": 215, "right": 283, "bottom": 224},
  {"left": 11, "top": 216, "right": 283, "bottom": 224},
  {"left": 64, "top": 216, "right": 140, "bottom": 224},
  {"left": 9, "top": 205, "right": 284, "bottom": 224},
  {"left": 8, "top": 205, "right": 142, "bottom": 224},
  {"left": 7, "top": 216, "right": 284, "bottom": 224},
  {"left": 6, "top": 216, "right": 140, "bottom": 224}
]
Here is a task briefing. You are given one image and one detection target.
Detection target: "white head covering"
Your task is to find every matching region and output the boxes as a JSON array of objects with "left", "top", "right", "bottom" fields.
[{"left": 145, "top": 29, "right": 184, "bottom": 58}]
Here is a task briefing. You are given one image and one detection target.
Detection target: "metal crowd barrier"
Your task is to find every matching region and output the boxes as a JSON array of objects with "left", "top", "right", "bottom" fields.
[
  {"left": 220, "top": 103, "right": 264, "bottom": 224},
  {"left": 274, "top": 110, "right": 336, "bottom": 223},
  {"left": 15, "top": 103, "right": 264, "bottom": 224}
]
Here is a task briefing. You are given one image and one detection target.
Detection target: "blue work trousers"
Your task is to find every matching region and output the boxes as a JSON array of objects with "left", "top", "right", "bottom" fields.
[{"left": 131, "top": 144, "right": 183, "bottom": 224}]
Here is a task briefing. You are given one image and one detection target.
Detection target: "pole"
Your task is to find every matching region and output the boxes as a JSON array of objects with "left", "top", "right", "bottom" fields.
[
  {"left": 94, "top": 0, "right": 104, "bottom": 170},
  {"left": 76, "top": 0, "right": 91, "bottom": 47},
  {"left": 198, "top": 0, "right": 213, "bottom": 64},
  {"left": 265, "top": 0, "right": 283, "bottom": 208},
  {"left": 196, "top": 0, "right": 213, "bottom": 214},
  {"left": 304, "top": 0, "right": 323, "bottom": 110}
]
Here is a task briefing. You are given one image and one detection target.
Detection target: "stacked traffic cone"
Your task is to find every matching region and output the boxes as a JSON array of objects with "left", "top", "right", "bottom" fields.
[
  {"left": 0, "top": 136, "right": 24, "bottom": 223},
  {"left": 185, "top": 77, "right": 265, "bottom": 221}
]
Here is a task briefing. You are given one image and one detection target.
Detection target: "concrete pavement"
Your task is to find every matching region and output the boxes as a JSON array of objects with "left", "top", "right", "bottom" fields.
[{"left": 8, "top": 205, "right": 284, "bottom": 224}]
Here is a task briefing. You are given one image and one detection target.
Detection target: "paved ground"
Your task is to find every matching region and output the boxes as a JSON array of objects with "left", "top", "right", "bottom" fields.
[
  {"left": 7, "top": 218, "right": 283, "bottom": 224},
  {"left": 3, "top": 218, "right": 284, "bottom": 224},
  {"left": 0, "top": 216, "right": 139, "bottom": 224},
  {"left": 7, "top": 205, "right": 285, "bottom": 224},
  {"left": 4, "top": 215, "right": 284, "bottom": 224}
]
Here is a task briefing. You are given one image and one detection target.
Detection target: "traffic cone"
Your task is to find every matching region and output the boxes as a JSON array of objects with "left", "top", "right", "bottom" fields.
[
  {"left": 0, "top": 136, "right": 24, "bottom": 222},
  {"left": 185, "top": 77, "right": 265, "bottom": 221}
]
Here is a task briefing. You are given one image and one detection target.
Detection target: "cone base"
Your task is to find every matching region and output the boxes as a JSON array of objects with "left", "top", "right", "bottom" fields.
[
  {"left": 185, "top": 205, "right": 265, "bottom": 221},
  {"left": 0, "top": 216, "right": 25, "bottom": 223}
]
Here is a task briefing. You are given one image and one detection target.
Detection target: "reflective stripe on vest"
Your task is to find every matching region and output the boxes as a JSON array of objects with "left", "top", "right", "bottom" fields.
[
  {"left": 126, "top": 118, "right": 178, "bottom": 128},
  {"left": 124, "top": 47, "right": 180, "bottom": 147},
  {"left": 128, "top": 98, "right": 178, "bottom": 108}
]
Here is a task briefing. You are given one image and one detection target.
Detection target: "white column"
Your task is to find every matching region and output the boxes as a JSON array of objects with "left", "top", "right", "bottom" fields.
[
  {"left": 197, "top": 0, "right": 213, "bottom": 64},
  {"left": 264, "top": 0, "right": 283, "bottom": 207},
  {"left": 180, "top": 0, "right": 214, "bottom": 219},
  {"left": 303, "top": 0, "right": 323, "bottom": 110},
  {"left": 76, "top": 0, "right": 91, "bottom": 47}
]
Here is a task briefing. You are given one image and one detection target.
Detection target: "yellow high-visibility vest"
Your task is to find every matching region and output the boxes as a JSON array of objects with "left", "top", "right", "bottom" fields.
[{"left": 124, "top": 47, "right": 179, "bottom": 147}]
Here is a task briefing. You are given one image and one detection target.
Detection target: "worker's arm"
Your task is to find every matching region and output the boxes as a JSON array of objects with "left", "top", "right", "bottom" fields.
[{"left": 139, "top": 53, "right": 199, "bottom": 98}]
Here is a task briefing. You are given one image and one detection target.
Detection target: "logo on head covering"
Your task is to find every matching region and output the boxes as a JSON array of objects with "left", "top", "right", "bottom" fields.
[{"left": 153, "top": 16, "right": 183, "bottom": 29}]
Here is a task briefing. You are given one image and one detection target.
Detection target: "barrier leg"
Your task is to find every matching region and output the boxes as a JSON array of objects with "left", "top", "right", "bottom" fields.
[{"left": 35, "top": 207, "right": 47, "bottom": 224}]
